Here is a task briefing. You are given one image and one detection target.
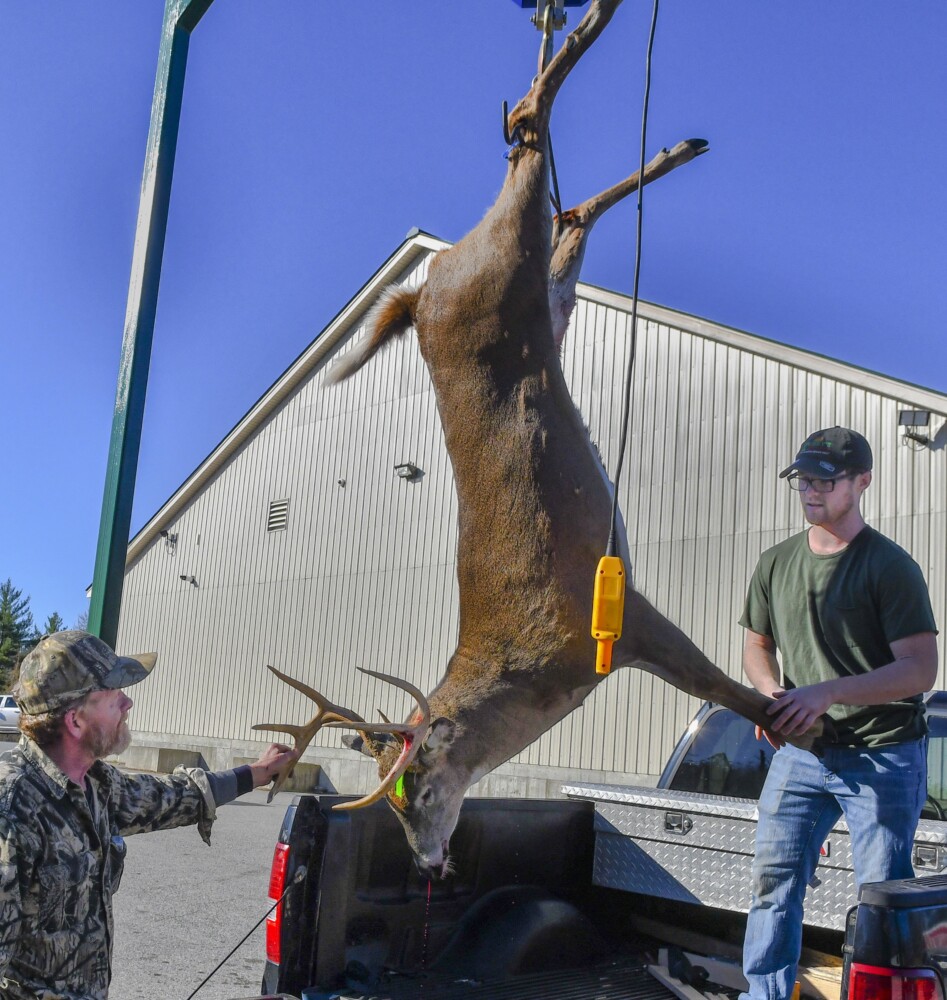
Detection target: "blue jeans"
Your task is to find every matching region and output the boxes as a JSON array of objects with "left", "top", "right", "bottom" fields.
[{"left": 741, "top": 738, "right": 927, "bottom": 1000}]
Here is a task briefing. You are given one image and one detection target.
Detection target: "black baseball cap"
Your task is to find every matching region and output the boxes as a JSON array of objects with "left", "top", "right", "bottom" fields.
[{"left": 779, "top": 426, "right": 873, "bottom": 480}]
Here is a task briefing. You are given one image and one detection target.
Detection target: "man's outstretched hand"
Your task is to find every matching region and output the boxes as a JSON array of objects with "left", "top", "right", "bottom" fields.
[{"left": 249, "top": 743, "right": 298, "bottom": 788}]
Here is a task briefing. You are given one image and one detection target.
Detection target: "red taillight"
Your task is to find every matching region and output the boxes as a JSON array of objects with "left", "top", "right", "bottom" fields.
[
  {"left": 849, "top": 964, "right": 941, "bottom": 1000},
  {"left": 266, "top": 842, "right": 290, "bottom": 965}
]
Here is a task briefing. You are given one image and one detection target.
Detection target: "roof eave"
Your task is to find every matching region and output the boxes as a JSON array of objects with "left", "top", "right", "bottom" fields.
[{"left": 123, "top": 230, "right": 448, "bottom": 568}]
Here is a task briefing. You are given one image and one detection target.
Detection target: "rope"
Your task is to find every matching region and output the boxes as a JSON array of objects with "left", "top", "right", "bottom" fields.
[
  {"left": 548, "top": 129, "right": 563, "bottom": 236},
  {"left": 182, "top": 864, "right": 306, "bottom": 1000},
  {"left": 606, "top": 0, "right": 660, "bottom": 557},
  {"left": 538, "top": 4, "right": 564, "bottom": 235}
]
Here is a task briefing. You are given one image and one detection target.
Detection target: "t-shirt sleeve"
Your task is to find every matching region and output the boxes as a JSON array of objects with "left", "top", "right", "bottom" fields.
[
  {"left": 875, "top": 554, "right": 939, "bottom": 644},
  {"left": 739, "top": 557, "right": 774, "bottom": 637}
]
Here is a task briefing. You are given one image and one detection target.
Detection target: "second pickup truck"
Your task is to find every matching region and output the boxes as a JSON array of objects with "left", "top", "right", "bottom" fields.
[{"left": 570, "top": 691, "right": 947, "bottom": 930}]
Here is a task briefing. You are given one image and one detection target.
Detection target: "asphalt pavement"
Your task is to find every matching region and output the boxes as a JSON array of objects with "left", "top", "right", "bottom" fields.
[{"left": 110, "top": 787, "right": 296, "bottom": 1000}]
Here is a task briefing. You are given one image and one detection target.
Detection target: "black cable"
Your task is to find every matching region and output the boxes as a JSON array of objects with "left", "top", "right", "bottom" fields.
[
  {"left": 183, "top": 864, "right": 307, "bottom": 1000},
  {"left": 606, "top": 0, "right": 660, "bottom": 557},
  {"left": 549, "top": 129, "right": 563, "bottom": 238}
]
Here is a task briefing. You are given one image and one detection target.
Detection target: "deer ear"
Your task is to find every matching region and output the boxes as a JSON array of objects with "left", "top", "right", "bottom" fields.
[
  {"left": 343, "top": 731, "right": 399, "bottom": 760},
  {"left": 422, "top": 717, "right": 456, "bottom": 755},
  {"left": 342, "top": 733, "right": 371, "bottom": 757}
]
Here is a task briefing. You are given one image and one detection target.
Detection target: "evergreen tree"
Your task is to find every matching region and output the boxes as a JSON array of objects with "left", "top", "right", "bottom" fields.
[
  {"left": 36, "top": 611, "right": 66, "bottom": 642},
  {"left": 0, "top": 579, "right": 34, "bottom": 689}
]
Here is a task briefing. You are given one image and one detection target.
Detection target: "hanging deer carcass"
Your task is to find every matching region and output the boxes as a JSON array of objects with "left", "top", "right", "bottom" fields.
[{"left": 255, "top": 0, "right": 824, "bottom": 878}]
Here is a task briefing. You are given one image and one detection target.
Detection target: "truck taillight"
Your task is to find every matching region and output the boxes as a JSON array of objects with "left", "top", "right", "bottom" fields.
[
  {"left": 849, "top": 964, "right": 942, "bottom": 1000},
  {"left": 266, "top": 842, "right": 290, "bottom": 965}
]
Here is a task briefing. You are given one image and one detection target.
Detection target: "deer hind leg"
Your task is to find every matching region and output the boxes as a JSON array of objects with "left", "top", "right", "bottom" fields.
[
  {"left": 618, "top": 588, "right": 824, "bottom": 745},
  {"left": 506, "top": 0, "right": 623, "bottom": 138},
  {"left": 536, "top": 0, "right": 624, "bottom": 109}
]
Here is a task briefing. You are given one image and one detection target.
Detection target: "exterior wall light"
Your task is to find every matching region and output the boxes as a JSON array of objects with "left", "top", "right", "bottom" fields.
[
  {"left": 899, "top": 410, "right": 932, "bottom": 447},
  {"left": 394, "top": 462, "right": 421, "bottom": 480}
]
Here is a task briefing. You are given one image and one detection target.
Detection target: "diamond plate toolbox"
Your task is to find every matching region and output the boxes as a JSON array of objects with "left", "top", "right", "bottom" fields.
[{"left": 562, "top": 782, "right": 947, "bottom": 931}]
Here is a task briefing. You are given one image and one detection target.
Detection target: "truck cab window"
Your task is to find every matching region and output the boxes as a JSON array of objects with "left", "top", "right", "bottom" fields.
[
  {"left": 923, "top": 713, "right": 947, "bottom": 820},
  {"left": 668, "top": 709, "right": 775, "bottom": 799},
  {"left": 670, "top": 704, "right": 947, "bottom": 814}
]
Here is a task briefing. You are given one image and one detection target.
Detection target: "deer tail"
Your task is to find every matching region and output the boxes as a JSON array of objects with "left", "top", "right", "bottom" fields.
[{"left": 325, "top": 285, "right": 421, "bottom": 384}]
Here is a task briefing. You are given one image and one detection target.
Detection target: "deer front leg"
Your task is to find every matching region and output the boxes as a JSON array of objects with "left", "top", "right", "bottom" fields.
[
  {"left": 533, "top": 0, "right": 624, "bottom": 113},
  {"left": 619, "top": 588, "right": 826, "bottom": 746}
]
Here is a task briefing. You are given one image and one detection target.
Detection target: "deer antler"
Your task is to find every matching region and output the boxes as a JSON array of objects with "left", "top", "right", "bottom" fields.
[
  {"left": 323, "top": 667, "right": 431, "bottom": 811},
  {"left": 252, "top": 664, "right": 368, "bottom": 802},
  {"left": 253, "top": 665, "right": 431, "bottom": 808}
]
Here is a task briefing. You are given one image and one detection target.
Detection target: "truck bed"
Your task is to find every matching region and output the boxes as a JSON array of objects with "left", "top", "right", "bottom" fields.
[
  {"left": 267, "top": 796, "right": 695, "bottom": 998},
  {"left": 265, "top": 792, "right": 850, "bottom": 1000},
  {"left": 318, "top": 954, "right": 683, "bottom": 1000}
]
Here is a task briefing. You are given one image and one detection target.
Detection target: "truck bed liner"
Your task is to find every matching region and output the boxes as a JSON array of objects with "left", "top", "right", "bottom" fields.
[{"left": 331, "top": 955, "right": 682, "bottom": 1000}]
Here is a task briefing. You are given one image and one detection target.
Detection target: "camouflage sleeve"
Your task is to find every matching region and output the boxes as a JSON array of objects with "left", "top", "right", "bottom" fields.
[
  {"left": 0, "top": 813, "right": 24, "bottom": 981},
  {"left": 108, "top": 765, "right": 219, "bottom": 846}
]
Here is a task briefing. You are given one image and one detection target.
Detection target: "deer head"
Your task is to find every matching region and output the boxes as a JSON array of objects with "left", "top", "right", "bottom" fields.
[
  {"left": 342, "top": 713, "right": 461, "bottom": 878},
  {"left": 255, "top": 664, "right": 468, "bottom": 877}
]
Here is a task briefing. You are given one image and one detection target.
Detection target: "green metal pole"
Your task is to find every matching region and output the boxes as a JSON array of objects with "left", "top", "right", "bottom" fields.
[{"left": 88, "top": 0, "right": 214, "bottom": 646}]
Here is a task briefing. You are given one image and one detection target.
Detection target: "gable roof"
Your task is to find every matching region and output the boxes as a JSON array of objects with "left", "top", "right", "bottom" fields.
[{"left": 124, "top": 229, "right": 947, "bottom": 568}]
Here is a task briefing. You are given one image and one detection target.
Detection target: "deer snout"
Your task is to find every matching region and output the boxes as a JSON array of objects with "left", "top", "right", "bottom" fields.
[
  {"left": 417, "top": 860, "right": 444, "bottom": 880},
  {"left": 415, "top": 840, "right": 452, "bottom": 881}
]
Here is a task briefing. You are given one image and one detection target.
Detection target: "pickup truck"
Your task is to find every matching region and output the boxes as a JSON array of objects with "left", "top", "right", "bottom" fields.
[{"left": 256, "top": 693, "right": 947, "bottom": 1000}]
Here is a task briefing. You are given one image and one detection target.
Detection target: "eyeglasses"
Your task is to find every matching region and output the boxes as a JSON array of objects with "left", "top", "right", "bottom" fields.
[{"left": 787, "top": 474, "right": 853, "bottom": 493}]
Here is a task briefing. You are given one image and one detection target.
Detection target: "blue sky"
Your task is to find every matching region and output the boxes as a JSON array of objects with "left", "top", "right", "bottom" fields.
[{"left": 3, "top": 2, "right": 946, "bottom": 630}]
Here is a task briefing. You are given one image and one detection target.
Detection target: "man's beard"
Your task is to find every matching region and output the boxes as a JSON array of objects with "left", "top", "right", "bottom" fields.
[{"left": 84, "top": 718, "right": 132, "bottom": 758}]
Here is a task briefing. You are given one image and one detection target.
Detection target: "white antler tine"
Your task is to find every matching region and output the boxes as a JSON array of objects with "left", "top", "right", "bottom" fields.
[
  {"left": 265, "top": 664, "right": 334, "bottom": 712},
  {"left": 251, "top": 722, "right": 307, "bottom": 740},
  {"left": 355, "top": 667, "right": 431, "bottom": 728}
]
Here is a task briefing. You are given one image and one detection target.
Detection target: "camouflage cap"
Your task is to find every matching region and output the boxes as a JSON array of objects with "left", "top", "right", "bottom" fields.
[{"left": 15, "top": 630, "right": 156, "bottom": 716}]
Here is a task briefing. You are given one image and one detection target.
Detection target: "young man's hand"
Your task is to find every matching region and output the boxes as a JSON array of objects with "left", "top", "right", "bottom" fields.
[
  {"left": 754, "top": 725, "right": 785, "bottom": 750},
  {"left": 766, "top": 683, "right": 834, "bottom": 736}
]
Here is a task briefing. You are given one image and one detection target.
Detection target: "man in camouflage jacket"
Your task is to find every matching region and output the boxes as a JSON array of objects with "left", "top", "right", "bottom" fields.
[{"left": 0, "top": 630, "right": 296, "bottom": 999}]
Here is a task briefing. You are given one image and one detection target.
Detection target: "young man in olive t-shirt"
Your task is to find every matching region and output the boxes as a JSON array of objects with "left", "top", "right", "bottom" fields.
[{"left": 738, "top": 427, "right": 939, "bottom": 1000}]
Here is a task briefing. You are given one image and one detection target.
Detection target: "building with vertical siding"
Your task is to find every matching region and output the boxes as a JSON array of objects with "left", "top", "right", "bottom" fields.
[{"left": 113, "top": 231, "right": 947, "bottom": 795}]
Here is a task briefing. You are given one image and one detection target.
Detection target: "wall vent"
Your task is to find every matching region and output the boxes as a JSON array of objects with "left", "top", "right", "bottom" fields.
[{"left": 267, "top": 498, "right": 289, "bottom": 532}]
